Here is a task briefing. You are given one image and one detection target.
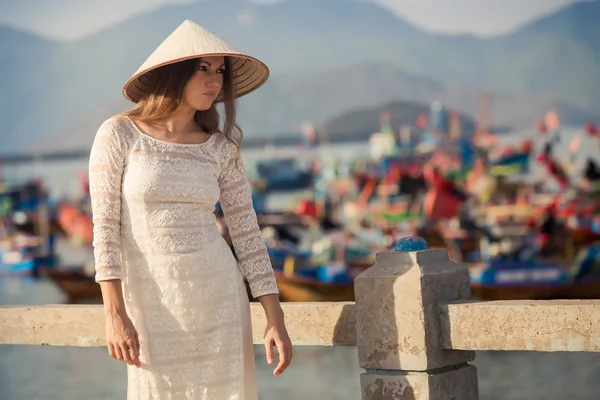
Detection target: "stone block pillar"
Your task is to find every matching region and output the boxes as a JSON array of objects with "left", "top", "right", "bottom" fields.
[{"left": 354, "top": 240, "right": 479, "bottom": 399}]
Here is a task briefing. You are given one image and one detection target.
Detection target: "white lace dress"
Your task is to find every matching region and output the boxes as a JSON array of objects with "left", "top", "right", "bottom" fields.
[{"left": 88, "top": 116, "right": 279, "bottom": 400}]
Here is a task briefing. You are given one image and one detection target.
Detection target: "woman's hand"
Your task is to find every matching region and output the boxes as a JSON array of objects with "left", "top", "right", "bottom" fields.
[
  {"left": 99, "top": 280, "right": 140, "bottom": 367},
  {"left": 105, "top": 310, "right": 141, "bottom": 367},
  {"left": 264, "top": 317, "right": 293, "bottom": 376},
  {"left": 258, "top": 293, "right": 292, "bottom": 375}
]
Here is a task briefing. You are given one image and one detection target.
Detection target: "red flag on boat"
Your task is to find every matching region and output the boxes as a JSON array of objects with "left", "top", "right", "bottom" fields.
[
  {"left": 586, "top": 121, "right": 598, "bottom": 137},
  {"left": 302, "top": 122, "right": 317, "bottom": 144},
  {"left": 544, "top": 109, "right": 560, "bottom": 132},
  {"left": 416, "top": 113, "right": 428, "bottom": 129},
  {"left": 569, "top": 132, "right": 582, "bottom": 155},
  {"left": 538, "top": 120, "right": 548, "bottom": 135},
  {"left": 380, "top": 109, "right": 390, "bottom": 126}
]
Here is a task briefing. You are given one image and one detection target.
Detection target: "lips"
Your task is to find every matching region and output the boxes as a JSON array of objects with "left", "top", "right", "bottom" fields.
[{"left": 204, "top": 92, "right": 217, "bottom": 98}]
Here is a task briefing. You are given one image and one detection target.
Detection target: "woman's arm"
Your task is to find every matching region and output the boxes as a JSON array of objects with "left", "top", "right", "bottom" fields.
[
  {"left": 89, "top": 119, "right": 140, "bottom": 367},
  {"left": 89, "top": 119, "right": 127, "bottom": 283},
  {"left": 216, "top": 143, "right": 279, "bottom": 298},
  {"left": 258, "top": 293, "right": 292, "bottom": 376},
  {"left": 98, "top": 280, "right": 140, "bottom": 367},
  {"left": 217, "top": 140, "right": 292, "bottom": 375}
]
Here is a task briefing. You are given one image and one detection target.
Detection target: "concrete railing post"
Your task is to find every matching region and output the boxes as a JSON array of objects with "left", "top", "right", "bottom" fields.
[{"left": 354, "top": 238, "right": 479, "bottom": 399}]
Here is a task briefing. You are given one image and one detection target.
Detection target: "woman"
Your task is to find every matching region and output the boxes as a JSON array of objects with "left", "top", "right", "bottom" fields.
[{"left": 89, "top": 20, "right": 292, "bottom": 399}]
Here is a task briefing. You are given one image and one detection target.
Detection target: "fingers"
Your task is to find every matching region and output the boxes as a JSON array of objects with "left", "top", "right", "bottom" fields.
[
  {"left": 108, "top": 342, "right": 117, "bottom": 360},
  {"left": 273, "top": 348, "right": 285, "bottom": 376},
  {"left": 264, "top": 337, "right": 275, "bottom": 365},
  {"left": 120, "top": 343, "right": 133, "bottom": 365},
  {"left": 108, "top": 337, "right": 141, "bottom": 367},
  {"left": 111, "top": 344, "right": 124, "bottom": 362},
  {"left": 127, "top": 338, "right": 141, "bottom": 367},
  {"left": 106, "top": 317, "right": 142, "bottom": 367},
  {"left": 273, "top": 339, "right": 292, "bottom": 376}
]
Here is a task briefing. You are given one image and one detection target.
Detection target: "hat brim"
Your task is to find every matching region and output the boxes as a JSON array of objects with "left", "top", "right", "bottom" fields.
[{"left": 122, "top": 53, "right": 269, "bottom": 103}]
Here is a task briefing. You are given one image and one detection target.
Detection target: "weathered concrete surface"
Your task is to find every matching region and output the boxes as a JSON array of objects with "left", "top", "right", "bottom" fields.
[
  {"left": 0, "top": 302, "right": 356, "bottom": 347},
  {"left": 0, "top": 304, "right": 107, "bottom": 347},
  {"left": 251, "top": 302, "right": 356, "bottom": 346},
  {"left": 440, "top": 300, "right": 600, "bottom": 352},
  {"left": 360, "top": 364, "right": 478, "bottom": 400},
  {"left": 355, "top": 250, "right": 475, "bottom": 372}
]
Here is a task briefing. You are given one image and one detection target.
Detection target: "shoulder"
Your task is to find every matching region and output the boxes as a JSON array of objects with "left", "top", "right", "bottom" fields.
[
  {"left": 90, "top": 115, "right": 137, "bottom": 159},
  {"left": 97, "top": 114, "right": 128, "bottom": 134},
  {"left": 211, "top": 132, "right": 241, "bottom": 162},
  {"left": 94, "top": 115, "right": 137, "bottom": 149}
]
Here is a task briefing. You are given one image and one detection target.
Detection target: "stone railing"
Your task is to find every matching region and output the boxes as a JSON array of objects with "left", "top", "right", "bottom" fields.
[{"left": 1, "top": 248, "right": 599, "bottom": 399}]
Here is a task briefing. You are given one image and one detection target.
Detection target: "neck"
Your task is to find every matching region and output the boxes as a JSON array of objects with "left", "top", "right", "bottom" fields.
[{"left": 160, "top": 104, "right": 197, "bottom": 133}]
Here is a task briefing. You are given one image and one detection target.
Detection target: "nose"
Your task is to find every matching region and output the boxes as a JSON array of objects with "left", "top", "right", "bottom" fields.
[{"left": 205, "top": 73, "right": 221, "bottom": 88}]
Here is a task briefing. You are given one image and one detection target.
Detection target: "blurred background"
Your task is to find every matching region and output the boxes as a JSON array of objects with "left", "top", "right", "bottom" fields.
[{"left": 1, "top": 0, "right": 600, "bottom": 399}]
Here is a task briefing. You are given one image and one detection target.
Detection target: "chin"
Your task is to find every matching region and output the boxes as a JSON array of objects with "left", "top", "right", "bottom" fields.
[{"left": 194, "top": 101, "right": 215, "bottom": 111}]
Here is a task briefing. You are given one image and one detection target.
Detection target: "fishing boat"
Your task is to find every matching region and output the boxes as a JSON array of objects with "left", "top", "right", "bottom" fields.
[
  {"left": 255, "top": 158, "right": 313, "bottom": 191},
  {"left": 0, "top": 243, "right": 57, "bottom": 277},
  {"left": 267, "top": 244, "right": 374, "bottom": 275},
  {"left": 56, "top": 202, "right": 94, "bottom": 245},
  {"left": 564, "top": 217, "right": 600, "bottom": 258},
  {"left": 264, "top": 235, "right": 376, "bottom": 302},
  {"left": 0, "top": 248, "right": 40, "bottom": 276},
  {"left": 274, "top": 264, "right": 357, "bottom": 302},
  {"left": 0, "top": 216, "right": 57, "bottom": 277},
  {"left": 469, "top": 243, "right": 600, "bottom": 300},
  {"left": 0, "top": 180, "right": 47, "bottom": 214},
  {"left": 488, "top": 153, "right": 531, "bottom": 177},
  {"left": 268, "top": 246, "right": 314, "bottom": 269},
  {"left": 487, "top": 140, "right": 533, "bottom": 177},
  {"left": 365, "top": 201, "right": 422, "bottom": 227},
  {"left": 256, "top": 211, "right": 306, "bottom": 226},
  {"left": 566, "top": 226, "right": 600, "bottom": 248},
  {"left": 44, "top": 267, "right": 101, "bottom": 303},
  {"left": 417, "top": 227, "right": 481, "bottom": 264}
]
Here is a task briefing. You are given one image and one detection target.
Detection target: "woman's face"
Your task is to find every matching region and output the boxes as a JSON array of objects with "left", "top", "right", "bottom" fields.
[{"left": 182, "top": 56, "right": 225, "bottom": 111}]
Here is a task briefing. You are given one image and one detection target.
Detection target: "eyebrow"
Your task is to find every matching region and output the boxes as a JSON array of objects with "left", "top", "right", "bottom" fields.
[{"left": 199, "top": 60, "right": 226, "bottom": 68}]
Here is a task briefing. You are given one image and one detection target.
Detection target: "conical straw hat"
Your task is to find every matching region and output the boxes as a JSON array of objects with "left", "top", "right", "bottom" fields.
[{"left": 123, "top": 19, "right": 269, "bottom": 103}]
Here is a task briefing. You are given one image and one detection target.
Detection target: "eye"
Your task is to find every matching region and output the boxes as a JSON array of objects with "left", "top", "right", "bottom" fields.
[
  {"left": 197, "top": 65, "right": 208, "bottom": 71},
  {"left": 217, "top": 67, "right": 225, "bottom": 74}
]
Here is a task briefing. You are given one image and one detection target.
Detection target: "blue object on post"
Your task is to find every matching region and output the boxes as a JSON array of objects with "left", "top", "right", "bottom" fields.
[{"left": 394, "top": 237, "right": 428, "bottom": 252}]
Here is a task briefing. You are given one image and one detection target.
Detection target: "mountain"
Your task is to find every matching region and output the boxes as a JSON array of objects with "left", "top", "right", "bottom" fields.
[
  {"left": 34, "top": 62, "right": 598, "bottom": 153},
  {"left": 0, "top": 99, "right": 470, "bottom": 161},
  {"left": 480, "top": 1, "right": 600, "bottom": 111},
  {"left": 321, "top": 100, "right": 478, "bottom": 141},
  {"left": 0, "top": 27, "right": 60, "bottom": 150},
  {"left": 252, "top": 62, "right": 598, "bottom": 133},
  {"left": 1, "top": 0, "right": 599, "bottom": 154}
]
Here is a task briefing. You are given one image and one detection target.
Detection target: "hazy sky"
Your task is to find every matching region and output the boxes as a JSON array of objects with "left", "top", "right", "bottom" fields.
[{"left": 0, "top": 0, "right": 583, "bottom": 40}]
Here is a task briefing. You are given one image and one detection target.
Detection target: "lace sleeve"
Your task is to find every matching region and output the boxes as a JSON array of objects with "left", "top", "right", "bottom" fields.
[
  {"left": 218, "top": 142, "right": 278, "bottom": 298},
  {"left": 88, "top": 119, "right": 128, "bottom": 282}
]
